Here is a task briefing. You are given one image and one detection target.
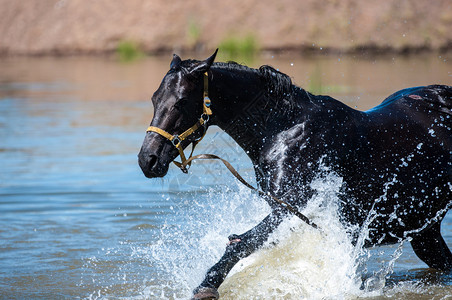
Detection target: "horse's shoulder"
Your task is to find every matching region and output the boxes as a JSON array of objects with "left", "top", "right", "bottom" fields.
[{"left": 265, "top": 123, "right": 307, "bottom": 151}]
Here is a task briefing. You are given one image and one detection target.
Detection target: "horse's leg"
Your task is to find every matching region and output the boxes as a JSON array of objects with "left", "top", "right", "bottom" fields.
[
  {"left": 192, "top": 209, "right": 285, "bottom": 299},
  {"left": 410, "top": 222, "right": 452, "bottom": 272}
]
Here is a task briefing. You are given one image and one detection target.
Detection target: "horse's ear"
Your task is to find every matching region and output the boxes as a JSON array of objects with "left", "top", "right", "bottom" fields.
[
  {"left": 189, "top": 48, "right": 218, "bottom": 74},
  {"left": 170, "top": 54, "right": 182, "bottom": 69}
]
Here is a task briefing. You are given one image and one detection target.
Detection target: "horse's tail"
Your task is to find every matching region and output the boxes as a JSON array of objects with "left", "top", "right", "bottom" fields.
[{"left": 423, "top": 85, "right": 452, "bottom": 116}]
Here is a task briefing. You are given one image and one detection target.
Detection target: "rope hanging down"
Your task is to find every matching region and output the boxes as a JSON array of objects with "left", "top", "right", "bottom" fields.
[
  {"left": 146, "top": 71, "right": 319, "bottom": 230},
  {"left": 181, "top": 153, "right": 319, "bottom": 230}
]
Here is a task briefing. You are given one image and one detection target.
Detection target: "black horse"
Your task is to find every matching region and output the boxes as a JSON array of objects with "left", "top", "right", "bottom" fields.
[{"left": 138, "top": 50, "right": 452, "bottom": 299}]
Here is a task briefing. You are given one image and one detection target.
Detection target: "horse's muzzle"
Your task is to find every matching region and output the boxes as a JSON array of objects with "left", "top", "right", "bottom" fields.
[{"left": 138, "top": 149, "right": 169, "bottom": 178}]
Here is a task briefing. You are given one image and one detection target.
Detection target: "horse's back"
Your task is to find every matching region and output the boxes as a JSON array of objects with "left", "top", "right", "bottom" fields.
[
  {"left": 405, "top": 84, "right": 452, "bottom": 115},
  {"left": 367, "top": 84, "right": 452, "bottom": 115},
  {"left": 365, "top": 84, "right": 451, "bottom": 147},
  {"left": 347, "top": 84, "right": 452, "bottom": 239}
]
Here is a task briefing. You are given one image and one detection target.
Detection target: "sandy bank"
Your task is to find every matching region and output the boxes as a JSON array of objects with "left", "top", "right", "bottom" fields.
[{"left": 1, "top": 0, "right": 451, "bottom": 56}]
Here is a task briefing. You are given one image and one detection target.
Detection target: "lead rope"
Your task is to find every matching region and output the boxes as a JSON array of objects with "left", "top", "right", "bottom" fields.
[
  {"left": 146, "top": 71, "right": 319, "bottom": 230},
  {"left": 181, "top": 153, "right": 319, "bottom": 230}
]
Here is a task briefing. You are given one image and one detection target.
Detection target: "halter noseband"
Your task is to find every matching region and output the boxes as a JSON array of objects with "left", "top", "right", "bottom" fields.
[
  {"left": 146, "top": 72, "right": 212, "bottom": 173},
  {"left": 144, "top": 69, "right": 320, "bottom": 229}
]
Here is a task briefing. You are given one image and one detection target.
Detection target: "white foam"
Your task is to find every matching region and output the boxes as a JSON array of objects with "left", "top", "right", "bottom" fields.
[
  {"left": 219, "top": 172, "right": 368, "bottom": 299},
  {"left": 139, "top": 170, "right": 430, "bottom": 299}
]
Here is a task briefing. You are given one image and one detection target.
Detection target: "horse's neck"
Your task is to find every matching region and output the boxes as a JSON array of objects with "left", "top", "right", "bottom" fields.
[{"left": 209, "top": 67, "right": 297, "bottom": 163}]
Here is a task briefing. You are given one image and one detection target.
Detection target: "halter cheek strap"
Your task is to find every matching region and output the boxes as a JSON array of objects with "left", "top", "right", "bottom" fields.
[
  {"left": 146, "top": 72, "right": 212, "bottom": 173},
  {"left": 144, "top": 70, "right": 319, "bottom": 229}
]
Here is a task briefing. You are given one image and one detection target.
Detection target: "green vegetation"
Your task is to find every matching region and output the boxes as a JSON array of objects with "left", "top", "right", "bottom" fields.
[
  {"left": 116, "top": 40, "right": 144, "bottom": 62},
  {"left": 218, "top": 34, "right": 259, "bottom": 62},
  {"left": 307, "top": 64, "right": 349, "bottom": 94},
  {"left": 187, "top": 19, "right": 202, "bottom": 49},
  {"left": 307, "top": 80, "right": 349, "bottom": 95},
  {"left": 307, "top": 65, "right": 324, "bottom": 94}
]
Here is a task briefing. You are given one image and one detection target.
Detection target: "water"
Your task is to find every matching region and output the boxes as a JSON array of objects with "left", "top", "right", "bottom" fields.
[{"left": 0, "top": 54, "right": 451, "bottom": 299}]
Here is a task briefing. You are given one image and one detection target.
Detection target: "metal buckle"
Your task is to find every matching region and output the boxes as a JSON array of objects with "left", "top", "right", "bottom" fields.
[
  {"left": 201, "top": 114, "right": 209, "bottom": 123},
  {"left": 172, "top": 135, "right": 181, "bottom": 147}
]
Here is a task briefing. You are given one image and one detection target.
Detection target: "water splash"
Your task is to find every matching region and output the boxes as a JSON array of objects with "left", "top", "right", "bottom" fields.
[
  {"left": 139, "top": 185, "right": 270, "bottom": 299},
  {"left": 132, "top": 168, "right": 446, "bottom": 299},
  {"left": 218, "top": 171, "right": 364, "bottom": 299}
]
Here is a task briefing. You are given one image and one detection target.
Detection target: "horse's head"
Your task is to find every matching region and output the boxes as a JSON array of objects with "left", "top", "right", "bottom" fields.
[{"left": 138, "top": 50, "right": 218, "bottom": 178}]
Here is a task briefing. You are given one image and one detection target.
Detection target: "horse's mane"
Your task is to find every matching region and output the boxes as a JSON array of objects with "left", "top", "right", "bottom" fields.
[
  {"left": 213, "top": 61, "right": 298, "bottom": 111},
  {"left": 178, "top": 59, "right": 301, "bottom": 113},
  {"left": 258, "top": 64, "right": 295, "bottom": 108}
]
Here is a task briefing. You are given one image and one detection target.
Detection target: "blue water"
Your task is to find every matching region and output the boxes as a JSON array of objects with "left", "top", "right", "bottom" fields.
[{"left": 0, "top": 55, "right": 451, "bottom": 299}]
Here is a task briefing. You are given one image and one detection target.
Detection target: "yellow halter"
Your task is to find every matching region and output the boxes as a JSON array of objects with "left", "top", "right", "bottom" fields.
[
  {"left": 145, "top": 69, "right": 319, "bottom": 229},
  {"left": 146, "top": 72, "right": 212, "bottom": 173}
]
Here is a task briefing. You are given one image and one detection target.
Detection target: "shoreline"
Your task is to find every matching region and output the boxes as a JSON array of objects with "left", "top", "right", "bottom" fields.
[
  {"left": 2, "top": 1, "right": 451, "bottom": 60},
  {"left": 1, "top": 44, "right": 451, "bottom": 59}
]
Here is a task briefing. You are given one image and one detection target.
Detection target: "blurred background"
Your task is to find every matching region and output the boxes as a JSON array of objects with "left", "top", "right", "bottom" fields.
[
  {"left": 0, "top": 1, "right": 451, "bottom": 299},
  {"left": 1, "top": 0, "right": 452, "bottom": 56}
]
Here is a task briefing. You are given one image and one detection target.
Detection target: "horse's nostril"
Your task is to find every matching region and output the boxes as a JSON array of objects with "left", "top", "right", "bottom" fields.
[{"left": 149, "top": 155, "right": 158, "bottom": 169}]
